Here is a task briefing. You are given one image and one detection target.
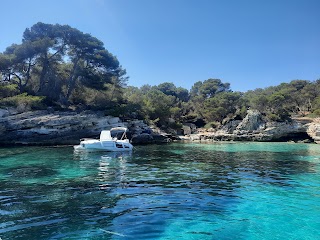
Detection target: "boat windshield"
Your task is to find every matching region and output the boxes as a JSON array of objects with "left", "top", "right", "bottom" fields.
[
  {"left": 100, "top": 131, "right": 112, "bottom": 141},
  {"left": 111, "top": 129, "right": 128, "bottom": 140}
]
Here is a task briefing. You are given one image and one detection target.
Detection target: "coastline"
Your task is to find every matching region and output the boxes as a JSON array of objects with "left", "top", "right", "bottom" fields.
[{"left": 1, "top": 108, "right": 320, "bottom": 146}]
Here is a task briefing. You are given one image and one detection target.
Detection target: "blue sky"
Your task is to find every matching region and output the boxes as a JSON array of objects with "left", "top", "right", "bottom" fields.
[{"left": 1, "top": 0, "right": 320, "bottom": 92}]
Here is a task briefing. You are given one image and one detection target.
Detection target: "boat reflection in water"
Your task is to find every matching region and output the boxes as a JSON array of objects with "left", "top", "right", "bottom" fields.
[
  {"left": 73, "top": 150, "right": 132, "bottom": 190},
  {"left": 99, "top": 152, "right": 130, "bottom": 189}
]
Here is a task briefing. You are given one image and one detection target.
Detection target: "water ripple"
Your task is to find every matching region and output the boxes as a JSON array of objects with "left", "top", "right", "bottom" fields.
[{"left": 0, "top": 143, "right": 319, "bottom": 239}]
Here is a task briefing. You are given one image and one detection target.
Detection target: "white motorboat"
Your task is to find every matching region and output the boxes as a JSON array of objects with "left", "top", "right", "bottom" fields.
[{"left": 74, "top": 127, "right": 133, "bottom": 151}]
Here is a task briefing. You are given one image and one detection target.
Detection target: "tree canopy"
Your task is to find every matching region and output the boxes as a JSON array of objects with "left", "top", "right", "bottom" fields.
[
  {"left": 1, "top": 22, "right": 320, "bottom": 132},
  {"left": 0, "top": 22, "right": 126, "bottom": 106}
]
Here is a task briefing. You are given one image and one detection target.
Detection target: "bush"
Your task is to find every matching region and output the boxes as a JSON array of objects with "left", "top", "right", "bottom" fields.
[
  {"left": 204, "top": 121, "right": 219, "bottom": 129},
  {"left": 168, "top": 121, "right": 183, "bottom": 130},
  {"left": 0, "top": 84, "right": 19, "bottom": 98},
  {"left": 0, "top": 93, "right": 46, "bottom": 111},
  {"left": 267, "top": 113, "right": 280, "bottom": 122},
  {"left": 309, "top": 109, "right": 320, "bottom": 117},
  {"left": 105, "top": 104, "right": 127, "bottom": 117},
  {"left": 181, "top": 113, "right": 198, "bottom": 122},
  {"left": 266, "top": 110, "right": 291, "bottom": 122}
]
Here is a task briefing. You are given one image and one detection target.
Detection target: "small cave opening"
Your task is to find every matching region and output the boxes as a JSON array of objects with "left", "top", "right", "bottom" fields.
[{"left": 272, "top": 132, "right": 314, "bottom": 143}]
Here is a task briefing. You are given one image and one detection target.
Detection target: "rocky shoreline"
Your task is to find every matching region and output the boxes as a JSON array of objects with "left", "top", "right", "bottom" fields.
[
  {"left": 0, "top": 108, "right": 171, "bottom": 145},
  {"left": 1, "top": 108, "right": 320, "bottom": 146},
  {"left": 185, "top": 110, "right": 320, "bottom": 143}
]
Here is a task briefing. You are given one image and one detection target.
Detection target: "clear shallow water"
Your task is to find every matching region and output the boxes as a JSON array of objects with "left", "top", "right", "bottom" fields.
[{"left": 0, "top": 142, "right": 320, "bottom": 240}]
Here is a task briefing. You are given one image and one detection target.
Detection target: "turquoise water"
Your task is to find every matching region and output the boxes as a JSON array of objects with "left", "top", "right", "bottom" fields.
[{"left": 0, "top": 142, "right": 320, "bottom": 239}]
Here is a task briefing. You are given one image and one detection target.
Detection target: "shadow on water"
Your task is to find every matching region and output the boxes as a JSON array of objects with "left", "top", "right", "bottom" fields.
[{"left": 0, "top": 143, "right": 318, "bottom": 239}]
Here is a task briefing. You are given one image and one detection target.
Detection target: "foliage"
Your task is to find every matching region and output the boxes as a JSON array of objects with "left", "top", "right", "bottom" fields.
[
  {"left": 1, "top": 22, "right": 320, "bottom": 131},
  {"left": 123, "top": 78, "right": 320, "bottom": 129},
  {"left": 0, "top": 93, "right": 45, "bottom": 110},
  {"left": 204, "top": 121, "right": 219, "bottom": 129},
  {"left": 189, "top": 79, "right": 236, "bottom": 123},
  {"left": 309, "top": 109, "right": 320, "bottom": 117},
  {"left": 243, "top": 79, "right": 320, "bottom": 120},
  {"left": 190, "top": 79, "right": 230, "bottom": 99},
  {"left": 143, "top": 89, "right": 176, "bottom": 124},
  {"left": 0, "top": 84, "right": 19, "bottom": 98},
  {"left": 0, "top": 22, "right": 126, "bottom": 106},
  {"left": 123, "top": 84, "right": 189, "bottom": 128}
]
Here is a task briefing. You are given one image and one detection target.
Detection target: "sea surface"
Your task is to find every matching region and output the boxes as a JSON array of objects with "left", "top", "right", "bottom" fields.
[{"left": 0, "top": 142, "right": 319, "bottom": 240}]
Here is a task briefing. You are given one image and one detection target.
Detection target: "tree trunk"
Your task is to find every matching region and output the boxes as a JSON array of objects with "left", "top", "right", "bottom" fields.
[
  {"left": 22, "top": 59, "right": 33, "bottom": 93},
  {"left": 38, "top": 54, "right": 49, "bottom": 94},
  {"left": 66, "top": 58, "right": 80, "bottom": 101}
]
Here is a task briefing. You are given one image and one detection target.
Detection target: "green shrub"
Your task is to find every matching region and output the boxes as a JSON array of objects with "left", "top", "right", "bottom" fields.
[
  {"left": 0, "top": 93, "right": 46, "bottom": 111},
  {"left": 0, "top": 84, "right": 19, "bottom": 98},
  {"left": 309, "top": 109, "right": 320, "bottom": 117},
  {"left": 204, "top": 121, "right": 219, "bottom": 129},
  {"left": 267, "top": 113, "right": 280, "bottom": 122},
  {"left": 168, "top": 121, "right": 183, "bottom": 130},
  {"left": 182, "top": 113, "right": 198, "bottom": 122},
  {"left": 105, "top": 104, "right": 127, "bottom": 117}
]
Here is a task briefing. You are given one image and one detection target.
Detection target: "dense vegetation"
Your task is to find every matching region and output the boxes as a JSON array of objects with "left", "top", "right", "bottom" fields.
[
  {"left": 0, "top": 22, "right": 127, "bottom": 111},
  {"left": 1, "top": 23, "right": 320, "bottom": 131}
]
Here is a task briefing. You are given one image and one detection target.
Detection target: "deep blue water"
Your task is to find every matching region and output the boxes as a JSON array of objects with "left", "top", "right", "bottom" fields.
[{"left": 0, "top": 142, "right": 320, "bottom": 239}]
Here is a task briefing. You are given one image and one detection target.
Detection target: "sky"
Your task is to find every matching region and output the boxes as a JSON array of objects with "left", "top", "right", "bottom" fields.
[{"left": 1, "top": 0, "right": 320, "bottom": 92}]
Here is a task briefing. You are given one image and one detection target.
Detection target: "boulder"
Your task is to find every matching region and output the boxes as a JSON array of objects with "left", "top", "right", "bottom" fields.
[
  {"left": 235, "top": 109, "right": 264, "bottom": 132},
  {"left": 220, "top": 120, "right": 242, "bottom": 134},
  {"left": 152, "top": 134, "right": 172, "bottom": 143},
  {"left": 184, "top": 123, "right": 197, "bottom": 133},
  {"left": 131, "top": 133, "right": 172, "bottom": 144},
  {"left": 307, "top": 118, "right": 320, "bottom": 143},
  {"left": 131, "top": 133, "right": 154, "bottom": 144},
  {"left": 0, "top": 108, "right": 9, "bottom": 118},
  {"left": 182, "top": 125, "right": 192, "bottom": 135}
]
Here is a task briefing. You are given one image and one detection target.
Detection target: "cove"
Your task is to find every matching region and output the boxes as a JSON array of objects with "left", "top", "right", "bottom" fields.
[{"left": 0, "top": 142, "right": 319, "bottom": 239}]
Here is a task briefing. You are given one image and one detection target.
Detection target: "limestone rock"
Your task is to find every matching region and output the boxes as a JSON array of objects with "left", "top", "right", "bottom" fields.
[
  {"left": 307, "top": 118, "right": 320, "bottom": 143},
  {"left": 0, "top": 108, "right": 9, "bottom": 118},
  {"left": 0, "top": 110, "right": 126, "bottom": 145},
  {"left": 187, "top": 110, "right": 315, "bottom": 143},
  {"left": 131, "top": 133, "right": 172, "bottom": 144},
  {"left": 131, "top": 133, "right": 154, "bottom": 144},
  {"left": 235, "top": 109, "right": 265, "bottom": 132},
  {"left": 183, "top": 123, "right": 197, "bottom": 134},
  {"left": 182, "top": 125, "right": 192, "bottom": 135}
]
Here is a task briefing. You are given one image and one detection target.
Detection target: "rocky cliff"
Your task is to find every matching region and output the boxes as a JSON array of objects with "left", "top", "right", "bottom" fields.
[
  {"left": 187, "top": 110, "right": 320, "bottom": 143},
  {"left": 0, "top": 109, "right": 126, "bottom": 145},
  {"left": 1, "top": 108, "right": 320, "bottom": 145},
  {"left": 0, "top": 108, "right": 172, "bottom": 145},
  {"left": 306, "top": 118, "right": 320, "bottom": 143}
]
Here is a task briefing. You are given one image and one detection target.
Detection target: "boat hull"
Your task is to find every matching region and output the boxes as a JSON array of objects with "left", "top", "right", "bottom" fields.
[{"left": 74, "top": 140, "right": 133, "bottom": 152}]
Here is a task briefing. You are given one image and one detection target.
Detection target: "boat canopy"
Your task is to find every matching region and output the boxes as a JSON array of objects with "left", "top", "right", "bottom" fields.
[
  {"left": 100, "top": 127, "right": 129, "bottom": 141},
  {"left": 110, "top": 127, "right": 128, "bottom": 132}
]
